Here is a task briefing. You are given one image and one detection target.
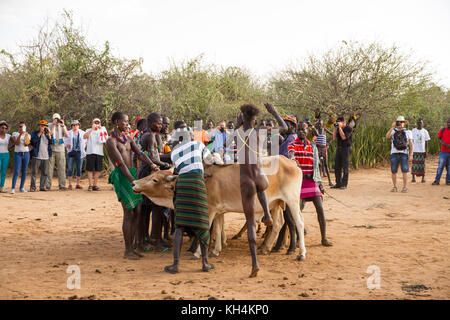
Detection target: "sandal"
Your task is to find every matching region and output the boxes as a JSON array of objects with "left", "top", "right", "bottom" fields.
[
  {"left": 401, "top": 187, "right": 408, "bottom": 193},
  {"left": 68, "top": 185, "right": 73, "bottom": 190},
  {"left": 391, "top": 187, "right": 398, "bottom": 192},
  {"left": 76, "top": 185, "right": 83, "bottom": 190},
  {"left": 93, "top": 186, "right": 100, "bottom": 191},
  {"left": 88, "top": 186, "right": 93, "bottom": 191}
]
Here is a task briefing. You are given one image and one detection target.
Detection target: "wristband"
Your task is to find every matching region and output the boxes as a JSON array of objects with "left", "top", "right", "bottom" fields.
[{"left": 114, "top": 160, "right": 123, "bottom": 167}]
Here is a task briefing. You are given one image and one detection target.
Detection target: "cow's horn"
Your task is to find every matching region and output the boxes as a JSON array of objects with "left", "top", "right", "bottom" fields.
[{"left": 165, "top": 175, "right": 177, "bottom": 182}]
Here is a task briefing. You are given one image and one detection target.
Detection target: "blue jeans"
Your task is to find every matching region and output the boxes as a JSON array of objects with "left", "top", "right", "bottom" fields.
[
  {"left": 12, "top": 152, "right": 30, "bottom": 189},
  {"left": 434, "top": 151, "right": 450, "bottom": 182},
  {"left": 67, "top": 152, "right": 83, "bottom": 177},
  {"left": 0, "top": 153, "right": 9, "bottom": 187},
  {"left": 390, "top": 153, "right": 409, "bottom": 174}
]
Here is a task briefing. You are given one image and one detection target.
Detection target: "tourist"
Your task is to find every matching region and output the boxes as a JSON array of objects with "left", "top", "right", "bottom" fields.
[
  {"left": 411, "top": 119, "right": 430, "bottom": 183},
  {"left": 30, "top": 120, "right": 53, "bottom": 192},
  {"left": 46, "top": 113, "right": 69, "bottom": 191},
  {"left": 313, "top": 119, "right": 334, "bottom": 186},
  {"left": 386, "top": 116, "right": 413, "bottom": 192},
  {"left": 331, "top": 116, "right": 353, "bottom": 189},
  {"left": 0, "top": 121, "right": 11, "bottom": 193},
  {"left": 10, "top": 122, "right": 31, "bottom": 194},
  {"left": 432, "top": 117, "right": 450, "bottom": 185},
  {"left": 65, "top": 120, "right": 86, "bottom": 190},
  {"left": 83, "top": 118, "right": 108, "bottom": 191}
]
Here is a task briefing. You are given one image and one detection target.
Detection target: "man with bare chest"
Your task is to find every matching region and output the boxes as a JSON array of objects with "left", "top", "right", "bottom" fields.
[
  {"left": 106, "top": 112, "right": 158, "bottom": 260},
  {"left": 140, "top": 113, "right": 172, "bottom": 250}
]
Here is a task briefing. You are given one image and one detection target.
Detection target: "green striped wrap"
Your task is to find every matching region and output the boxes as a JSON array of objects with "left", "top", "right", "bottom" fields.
[{"left": 174, "top": 172, "right": 210, "bottom": 246}]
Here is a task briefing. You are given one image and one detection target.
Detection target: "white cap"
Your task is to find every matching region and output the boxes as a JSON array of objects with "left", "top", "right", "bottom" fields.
[
  {"left": 93, "top": 118, "right": 101, "bottom": 123},
  {"left": 53, "top": 113, "right": 61, "bottom": 120},
  {"left": 396, "top": 116, "right": 406, "bottom": 122}
]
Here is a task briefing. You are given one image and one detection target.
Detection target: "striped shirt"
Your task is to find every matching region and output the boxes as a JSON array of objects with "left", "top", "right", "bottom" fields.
[
  {"left": 288, "top": 138, "right": 314, "bottom": 175},
  {"left": 315, "top": 134, "right": 327, "bottom": 146},
  {"left": 171, "top": 140, "right": 211, "bottom": 175}
]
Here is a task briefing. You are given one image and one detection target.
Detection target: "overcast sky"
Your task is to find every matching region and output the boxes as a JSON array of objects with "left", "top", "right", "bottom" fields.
[{"left": 1, "top": 0, "right": 449, "bottom": 87}]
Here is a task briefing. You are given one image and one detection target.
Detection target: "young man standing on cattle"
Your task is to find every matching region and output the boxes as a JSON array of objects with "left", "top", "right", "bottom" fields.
[
  {"left": 164, "top": 127, "right": 215, "bottom": 274},
  {"left": 234, "top": 102, "right": 287, "bottom": 277},
  {"left": 140, "top": 113, "right": 172, "bottom": 250},
  {"left": 288, "top": 121, "right": 333, "bottom": 247},
  {"left": 106, "top": 112, "right": 158, "bottom": 260}
]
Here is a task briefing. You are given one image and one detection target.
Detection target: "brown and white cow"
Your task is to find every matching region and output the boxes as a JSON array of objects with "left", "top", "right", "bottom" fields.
[{"left": 132, "top": 155, "right": 306, "bottom": 261}]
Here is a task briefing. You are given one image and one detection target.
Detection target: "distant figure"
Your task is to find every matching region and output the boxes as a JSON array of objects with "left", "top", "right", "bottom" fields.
[
  {"left": 0, "top": 121, "right": 11, "bottom": 193},
  {"left": 83, "top": 118, "right": 108, "bottom": 191},
  {"left": 432, "top": 117, "right": 450, "bottom": 185},
  {"left": 386, "top": 116, "right": 413, "bottom": 193},
  {"left": 64, "top": 120, "right": 86, "bottom": 190},
  {"left": 313, "top": 120, "right": 334, "bottom": 186},
  {"left": 411, "top": 119, "right": 430, "bottom": 183},
  {"left": 46, "top": 113, "right": 69, "bottom": 191},
  {"left": 331, "top": 116, "right": 353, "bottom": 189},
  {"left": 30, "top": 120, "right": 53, "bottom": 192},
  {"left": 10, "top": 122, "right": 31, "bottom": 194}
]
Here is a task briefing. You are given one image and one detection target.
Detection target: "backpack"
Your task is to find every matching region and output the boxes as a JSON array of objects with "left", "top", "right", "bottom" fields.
[{"left": 393, "top": 129, "right": 408, "bottom": 150}]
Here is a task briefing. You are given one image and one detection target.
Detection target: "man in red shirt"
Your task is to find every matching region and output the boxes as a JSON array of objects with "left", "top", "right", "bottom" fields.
[{"left": 432, "top": 118, "right": 450, "bottom": 185}]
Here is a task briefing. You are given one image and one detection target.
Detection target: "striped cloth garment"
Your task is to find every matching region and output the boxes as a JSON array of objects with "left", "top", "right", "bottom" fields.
[
  {"left": 170, "top": 140, "right": 211, "bottom": 175},
  {"left": 315, "top": 134, "right": 327, "bottom": 146},
  {"left": 287, "top": 138, "right": 314, "bottom": 175}
]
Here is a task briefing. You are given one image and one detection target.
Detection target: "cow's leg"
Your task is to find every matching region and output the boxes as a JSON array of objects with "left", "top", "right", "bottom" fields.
[
  {"left": 284, "top": 206, "right": 297, "bottom": 255},
  {"left": 210, "top": 214, "right": 223, "bottom": 257},
  {"left": 232, "top": 222, "right": 247, "bottom": 240},
  {"left": 286, "top": 198, "right": 306, "bottom": 261},
  {"left": 260, "top": 206, "right": 283, "bottom": 254},
  {"left": 272, "top": 221, "right": 287, "bottom": 252}
]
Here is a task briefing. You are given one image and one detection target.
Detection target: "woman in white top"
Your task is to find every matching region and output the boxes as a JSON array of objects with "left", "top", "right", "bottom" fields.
[
  {"left": 83, "top": 118, "right": 108, "bottom": 191},
  {"left": 64, "top": 120, "right": 87, "bottom": 190},
  {"left": 0, "top": 121, "right": 11, "bottom": 192},
  {"left": 10, "top": 121, "right": 31, "bottom": 194}
]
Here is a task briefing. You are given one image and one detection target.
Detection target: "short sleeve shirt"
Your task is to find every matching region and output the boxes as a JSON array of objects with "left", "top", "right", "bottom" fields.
[
  {"left": 391, "top": 129, "right": 413, "bottom": 154},
  {"left": 411, "top": 128, "right": 430, "bottom": 153}
]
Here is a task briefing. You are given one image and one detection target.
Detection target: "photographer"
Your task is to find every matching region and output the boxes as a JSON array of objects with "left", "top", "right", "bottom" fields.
[
  {"left": 46, "top": 113, "right": 69, "bottom": 191},
  {"left": 83, "top": 118, "right": 108, "bottom": 191},
  {"left": 30, "top": 120, "right": 53, "bottom": 192},
  {"left": 331, "top": 116, "right": 353, "bottom": 189},
  {"left": 386, "top": 116, "right": 413, "bottom": 192}
]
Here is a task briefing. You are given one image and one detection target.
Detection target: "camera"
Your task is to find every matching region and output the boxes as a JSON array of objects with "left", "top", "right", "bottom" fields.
[
  {"left": 57, "top": 119, "right": 63, "bottom": 124},
  {"left": 334, "top": 121, "right": 340, "bottom": 127},
  {"left": 44, "top": 127, "right": 49, "bottom": 134},
  {"left": 395, "top": 121, "right": 401, "bottom": 127}
]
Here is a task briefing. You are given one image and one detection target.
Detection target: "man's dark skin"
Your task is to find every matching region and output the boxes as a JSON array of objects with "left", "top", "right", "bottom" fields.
[
  {"left": 412, "top": 119, "right": 428, "bottom": 183},
  {"left": 235, "top": 102, "right": 287, "bottom": 277},
  {"left": 140, "top": 114, "right": 172, "bottom": 250},
  {"left": 105, "top": 113, "right": 157, "bottom": 260},
  {"left": 289, "top": 124, "right": 333, "bottom": 247},
  {"left": 438, "top": 118, "right": 450, "bottom": 149}
]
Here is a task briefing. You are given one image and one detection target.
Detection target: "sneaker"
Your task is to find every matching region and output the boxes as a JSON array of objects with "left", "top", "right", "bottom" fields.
[
  {"left": 330, "top": 185, "right": 341, "bottom": 189},
  {"left": 68, "top": 185, "right": 73, "bottom": 190},
  {"left": 19, "top": 189, "right": 27, "bottom": 193},
  {"left": 76, "top": 185, "right": 83, "bottom": 190},
  {"left": 59, "top": 187, "right": 68, "bottom": 191},
  {"left": 339, "top": 186, "right": 347, "bottom": 189},
  {"left": 92, "top": 186, "right": 100, "bottom": 191},
  {"left": 391, "top": 187, "right": 398, "bottom": 192},
  {"left": 432, "top": 181, "right": 439, "bottom": 185},
  {"left": 30, "top": 188, "right": 36, "bottom": 192},
  {"left": 10, "top": 189, "right": 15, "bottom": 194},
  {"left": 401, "top": 187, "right": 408, "bottom": 193},
  {"left": 39, "top": 188, "right": 47, "bottom": 191}
]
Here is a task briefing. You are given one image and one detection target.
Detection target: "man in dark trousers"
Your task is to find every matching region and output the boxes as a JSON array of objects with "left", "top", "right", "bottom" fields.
[{"left": 331, "top": 116, "right": 353, "bottom": 189}]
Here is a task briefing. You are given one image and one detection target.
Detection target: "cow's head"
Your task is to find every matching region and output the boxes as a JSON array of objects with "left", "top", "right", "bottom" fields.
[{"left": 132, "top": 170, "right": 177, "bottom": 209}]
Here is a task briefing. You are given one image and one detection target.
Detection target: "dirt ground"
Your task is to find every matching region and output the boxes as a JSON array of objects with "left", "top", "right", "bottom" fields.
[{"left": 0, "top": 157, "right": 449, "bottom": 300}]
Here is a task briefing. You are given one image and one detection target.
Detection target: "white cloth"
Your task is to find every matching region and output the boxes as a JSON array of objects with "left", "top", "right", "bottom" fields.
[
  {"left": 390, "top": 128, "right": 413, "bottom": 154},
  {"left": 411, "top": 128, "right": 430, "bottom": 153},
  {"left": 64, "top": 129, "right": 87, "bottom": 158},
  {"left": 37, "top": 135, "right": 49, "bottom": 160},
  {"left": 11, "top": 132, "right": 30, "bottom": 152},
  {"left": 0, "top": 134, "right": 11, "bottom": 153},
  {"left": 85, "top": 126, "right": 107, "bottom": 156},
  {"left": 48, "top": 123, "right": 65, "bottom": 153}
]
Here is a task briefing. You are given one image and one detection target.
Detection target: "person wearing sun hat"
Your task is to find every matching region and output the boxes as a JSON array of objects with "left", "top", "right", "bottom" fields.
[
  {"left": 64, "top": 120, "right": 86, "bottom": 190},
  {"left": 30, "top": 119, "right": 53, "bottom": 192},
  {"left": 386, "top": 115, "right": 414, "bottom": 193},
  {"left": 279, "top": 115, "right": 298, "bottom": 158},
  {"left": 46, "top": 113, "right": 69, "bottom": 191}
]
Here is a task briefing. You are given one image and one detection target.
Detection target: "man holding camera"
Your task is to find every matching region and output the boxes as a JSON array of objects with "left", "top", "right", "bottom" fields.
[
  {"left": 46, "top": 113, "right": 69, "bottom": 191},
  {"left": 30, "top": 120, "right": 53, "bottom": 191},
  {"left": 332, "top": 116, "right": 353, "bottom": 189},
  {"left": 386, "top": 116, "right": 414, "bottom": 193}
]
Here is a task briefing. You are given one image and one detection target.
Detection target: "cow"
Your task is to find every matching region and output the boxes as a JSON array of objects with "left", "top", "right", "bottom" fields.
[{"left": 132, "top": 155, "right": 306, "bottom": 269}]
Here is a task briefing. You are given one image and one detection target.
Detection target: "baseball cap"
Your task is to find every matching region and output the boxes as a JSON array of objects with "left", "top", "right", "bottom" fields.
[
  {"left": 39, "top": 120, "right": 48, "bottom": 126},
  {"left": 52, "top": 113, "right": 61, "bottom": 120},
  {"left": 396, "top": 116, "right": 406, "bottom": 122},
  {"left": 93, "top": 118, "right": 101, "bottom": 123},
  {"left": 0, "top": 120, "right": 8, "bottom": 128}
]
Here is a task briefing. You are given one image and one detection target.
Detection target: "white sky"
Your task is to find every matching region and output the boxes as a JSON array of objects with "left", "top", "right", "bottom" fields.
[{"left": 1, "top": 0, "right": 450, "bottom": 87}]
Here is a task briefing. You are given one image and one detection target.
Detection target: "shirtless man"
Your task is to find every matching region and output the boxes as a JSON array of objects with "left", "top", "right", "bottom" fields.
[
  {"left": 236, "top": 102, "right": 287, "bottom": 277},
  {"left": 140, "top": 113, "right": 172, "bottom": 250},
  {"left": 106, "top": 112, "right": 158, "bottom": 260}
]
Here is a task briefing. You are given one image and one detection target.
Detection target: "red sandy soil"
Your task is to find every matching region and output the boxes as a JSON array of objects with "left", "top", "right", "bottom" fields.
[{"left": 0, "top": 157, "right": 449, "bottom": 300}]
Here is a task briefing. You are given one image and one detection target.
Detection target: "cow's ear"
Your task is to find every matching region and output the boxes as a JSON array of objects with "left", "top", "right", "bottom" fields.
[{"left": 165, "top": 175, "right": 177, "bottom": 182}]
